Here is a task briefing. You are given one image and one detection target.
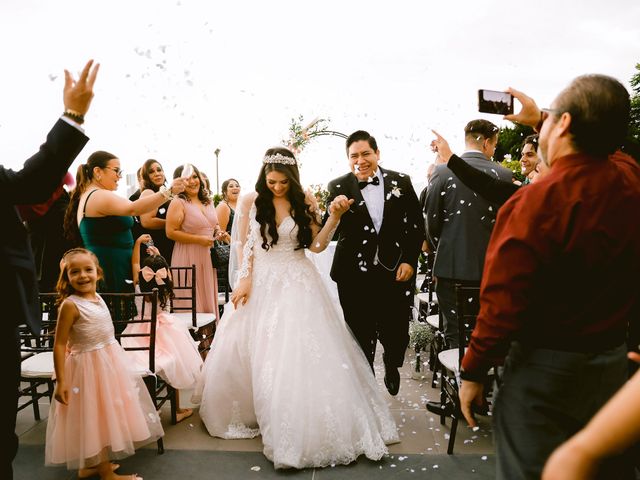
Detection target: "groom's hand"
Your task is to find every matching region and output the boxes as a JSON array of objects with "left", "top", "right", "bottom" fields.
[
  {"left": 329, "top": 195, "right": 354, "bottom": 217},
  {"left": 395, "top": 262, "right": 414, "bottom": 282}
]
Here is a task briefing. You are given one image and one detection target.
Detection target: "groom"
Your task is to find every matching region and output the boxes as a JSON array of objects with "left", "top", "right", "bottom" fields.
[{"left": 326, "top": 130, "right": 423, "bottom": 395}]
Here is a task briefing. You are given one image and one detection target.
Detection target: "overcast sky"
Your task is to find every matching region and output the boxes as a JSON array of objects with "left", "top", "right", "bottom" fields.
[{"left": 1, "top": 0, "right": 638, "bottom": 195}]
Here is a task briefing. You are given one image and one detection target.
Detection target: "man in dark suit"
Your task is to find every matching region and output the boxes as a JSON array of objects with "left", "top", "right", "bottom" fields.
[
  {"left": 326, "top": 130, "right": 423, "bottom": 395},
  {"left": 424, "top": 120, "right": 512, "bottom": 349},
  {"left": 1, "top": 60, "right": 99, "bottom": 478}
]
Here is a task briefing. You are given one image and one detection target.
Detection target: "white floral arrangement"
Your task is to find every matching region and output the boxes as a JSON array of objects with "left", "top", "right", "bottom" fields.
[{"left": 409, "top": 319, "right": 434, "bottom": 352}]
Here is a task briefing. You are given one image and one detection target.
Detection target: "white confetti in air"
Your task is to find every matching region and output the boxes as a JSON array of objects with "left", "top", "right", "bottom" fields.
[
  {"left": 473, "top": 426, "right": 480, "bottom": 431},
  {"left": 488, "top": 206, "right": 493, "bottom": 211},
  {"left": 336, "top": 184, "right": 341, "bottom": 188},
  {"left": 460, "top": 200, "right": 465, "bottom": 204},
  {"left": 390, "top": 464, "right": 397, "bottom": 468},
  {"left": 456, "top": 210, "right": 461, "bottom": 214},
  {"left": 405, "top": 291, "right": 411, "bottom": 296},
  {"left": 481, "top": 455, "right": 488, "bottom": 461},
  {"left": 398, "top": 456, "right": 407, "bottom": 461},
  {"left": 72, "top": 387, "right": 80, "bottom": 394},
  {"left": 440, "top": 192, "right": 445, "bottom": 196},
  {"left": 433, "top": 465, "right": 439, "bottom": 469},
  {"left": 364, "top": 226, "right": 369, "bottom": 231},
  {"left": 468, "top": 297, "right": 473, "bottom": 302},
  {"left": 315, "top": 243, "right": 320, "bottom": 248},
  {"left": 362, "top": 240, "right": 367, "bottom": 244},
  {"left": 250, "top": 466, "right": 261, "bottom": 471}
]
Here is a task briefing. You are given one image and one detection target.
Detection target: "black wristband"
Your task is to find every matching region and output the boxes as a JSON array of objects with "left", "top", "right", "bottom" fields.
[{"left": 63, "top": 109, "right": 85, "bottom": 125}]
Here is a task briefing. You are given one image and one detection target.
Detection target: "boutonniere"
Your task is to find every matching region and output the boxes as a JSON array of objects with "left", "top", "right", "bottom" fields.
[{"left": 391, "top": 186, "right": 402, "bottom": 198}]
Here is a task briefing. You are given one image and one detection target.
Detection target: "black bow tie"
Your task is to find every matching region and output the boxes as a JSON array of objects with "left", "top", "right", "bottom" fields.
[{"left": 358, "top": 176, "right": 380, "bottom": 189}]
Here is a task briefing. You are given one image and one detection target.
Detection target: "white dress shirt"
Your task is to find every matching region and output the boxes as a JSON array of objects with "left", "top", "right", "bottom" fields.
[{"left": 361, "top": 169, "right": 384, "bottom": 233}]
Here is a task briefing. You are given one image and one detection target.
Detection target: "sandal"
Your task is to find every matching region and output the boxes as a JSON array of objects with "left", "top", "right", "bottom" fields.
[
  {"left": 78, "top": 463, "right": 120, "bottom": 479},
  {"left": 176, "top": 408, "right": 193, "bottom": 423}
]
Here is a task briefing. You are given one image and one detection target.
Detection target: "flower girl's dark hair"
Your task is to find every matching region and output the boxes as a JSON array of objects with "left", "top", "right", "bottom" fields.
[{"left": 138, "top": 254, "right": 175, "bottom": 309}]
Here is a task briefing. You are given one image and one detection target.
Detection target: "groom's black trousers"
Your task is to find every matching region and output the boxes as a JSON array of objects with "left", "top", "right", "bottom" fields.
[{"left": 336, "top": 268, "right": 412, "bottom": 369}]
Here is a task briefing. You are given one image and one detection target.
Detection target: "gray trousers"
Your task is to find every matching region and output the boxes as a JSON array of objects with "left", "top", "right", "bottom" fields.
[{"left": 494, "top": 342, "right": 632, "bottom": 480}]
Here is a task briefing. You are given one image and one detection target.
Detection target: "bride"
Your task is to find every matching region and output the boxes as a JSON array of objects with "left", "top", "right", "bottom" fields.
[{"left": 194, "top": 146, "right": 399, "bottom": 469}]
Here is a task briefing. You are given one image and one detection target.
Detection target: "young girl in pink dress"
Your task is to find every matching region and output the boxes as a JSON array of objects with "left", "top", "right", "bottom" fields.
[
  {"left": 122, "top": 234, "right": 203, "bottom": 423},
  {"left": 45, "top": 248, "right": 163, "bottom": 480}
]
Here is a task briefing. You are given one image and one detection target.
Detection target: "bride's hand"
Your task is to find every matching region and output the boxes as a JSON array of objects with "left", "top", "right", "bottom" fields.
[
  {"left": 329, "top": 195, "right": 354, "bottom": 218},
  {"left": 231, "top": 277, "right": 252, "bottom": 308}
]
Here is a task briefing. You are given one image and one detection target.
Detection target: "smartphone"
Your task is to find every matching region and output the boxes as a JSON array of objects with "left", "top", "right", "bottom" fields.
[{"left": 478, "top": 89, "right": 513, "bottom": 115}]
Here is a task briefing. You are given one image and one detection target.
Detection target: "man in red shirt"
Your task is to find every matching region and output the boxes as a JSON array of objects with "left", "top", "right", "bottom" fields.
[{"left": 458, "top": 75, "right": 640, "bottom": 479}]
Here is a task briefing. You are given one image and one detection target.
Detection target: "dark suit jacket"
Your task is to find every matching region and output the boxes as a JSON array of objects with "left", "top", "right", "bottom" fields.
[
  {"left": 424, "top": 151, "right": 512, "bottom": 281},
  {"left": 0, "top": 119, "right": 89, "bottom": 334},
  {"left": 326, "top": 167, "right": 423, "bottom": 284}
]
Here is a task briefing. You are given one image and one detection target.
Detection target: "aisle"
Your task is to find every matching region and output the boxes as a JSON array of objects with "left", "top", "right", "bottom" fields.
[{"left": 16, "top": 345, "right": 495, "bottom": 479}]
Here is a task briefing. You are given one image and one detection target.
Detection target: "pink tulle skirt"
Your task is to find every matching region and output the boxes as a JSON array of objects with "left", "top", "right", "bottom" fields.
[
  {"left": 122, "top": 311, "right": 203, "bottom": 389},
  {"left": 45, "top": 342, "right": 164, "bottom": 469}
]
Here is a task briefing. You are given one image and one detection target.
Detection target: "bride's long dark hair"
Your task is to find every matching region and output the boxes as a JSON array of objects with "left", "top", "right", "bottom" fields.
[{"left": 254, "top": 147, "right": 317, "bottom": 251}]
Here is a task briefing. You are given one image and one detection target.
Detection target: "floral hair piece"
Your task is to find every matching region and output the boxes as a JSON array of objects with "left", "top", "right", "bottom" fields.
[{"left": 263, "top": 153, "right": 297, "bottom": 166}]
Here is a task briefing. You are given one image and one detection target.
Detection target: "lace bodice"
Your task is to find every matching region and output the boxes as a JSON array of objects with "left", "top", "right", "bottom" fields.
[
  {"left": 242, "top": 209, "right": 316, "bottom": 286},
  {"left": 67, "top": 295, "right": 117, "bottom": 354}
]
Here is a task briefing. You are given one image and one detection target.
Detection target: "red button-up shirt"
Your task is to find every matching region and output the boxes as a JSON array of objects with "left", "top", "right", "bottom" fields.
[{"left": 462, "top": 152, "right": 640, "bottom": 377}]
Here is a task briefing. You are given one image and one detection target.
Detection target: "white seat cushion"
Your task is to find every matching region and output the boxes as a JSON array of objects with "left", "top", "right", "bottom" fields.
[
  {"left": 173, "top": 312, "right": 216, "bottom": 329},
  {"left": 426, "top": 314, "right": 440, "bottom": 329},
  {"left": 217, "top": 292, "right": 228, "bottom": 306},
  {"left": 437, "top": 347, "right": 468, "bottom": 373},
  {"left": 21, "top": 352, "right": 54, "bottom": 378},
  {"left": 416, "top": 292, "right": 438, "bottom": 304}
]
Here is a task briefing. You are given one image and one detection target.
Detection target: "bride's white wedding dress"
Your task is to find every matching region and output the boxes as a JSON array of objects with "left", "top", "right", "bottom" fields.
[{"left": 194, "top": 201, "right": 398, "bottom": 469}]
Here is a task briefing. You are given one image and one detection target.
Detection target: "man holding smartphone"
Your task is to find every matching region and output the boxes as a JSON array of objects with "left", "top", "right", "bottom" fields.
[{"left": 459, "top": 76, "right": 640, "bottom": 479}]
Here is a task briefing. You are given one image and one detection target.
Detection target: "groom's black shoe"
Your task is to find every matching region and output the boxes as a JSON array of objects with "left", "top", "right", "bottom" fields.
[{"left": 384, "top": 365, "right": 400, "bottom": 396}]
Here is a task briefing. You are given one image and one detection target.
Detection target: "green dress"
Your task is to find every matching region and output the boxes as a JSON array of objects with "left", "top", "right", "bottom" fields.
[{"left": 79, "top": 190, "right": 134, "bottom": 294}]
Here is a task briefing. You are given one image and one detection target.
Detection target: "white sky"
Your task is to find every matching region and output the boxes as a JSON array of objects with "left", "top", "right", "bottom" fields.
[{"left": 1, "top": 0, "right": 638, "bottom": 196}]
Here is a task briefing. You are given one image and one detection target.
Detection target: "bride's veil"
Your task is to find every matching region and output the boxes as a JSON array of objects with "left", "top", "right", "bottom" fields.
[{"left": 228, "top": 192, "right": 257, "bottom": 289}]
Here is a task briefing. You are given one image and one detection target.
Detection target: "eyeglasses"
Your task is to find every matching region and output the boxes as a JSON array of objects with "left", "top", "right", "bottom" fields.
[
  {"left": 540, "top": 108, "right": 563, "bottom": 123},
  {"left": 104, "top": 166, "right": 123, "bottom": 178}
]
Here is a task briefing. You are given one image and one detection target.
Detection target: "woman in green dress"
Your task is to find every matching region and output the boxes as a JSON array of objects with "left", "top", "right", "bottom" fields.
[{"left": 64, "top": 151, "right": 186, "bottom": 294}]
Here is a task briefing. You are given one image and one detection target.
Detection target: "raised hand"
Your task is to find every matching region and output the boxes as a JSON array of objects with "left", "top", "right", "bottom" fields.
[
  {"left": 503, "top": 87, "right": 541, "bottom": 128},
  {"left": 170, "top": 177, "right": 187, "bottom": 194},
  {"left": 63, "top": 60, "right": 100, "bottom": 115},
  {"left": 329, "top": 195, "right": 354, "bottom": 217},
  {"left": 430, "top": 129, "right": 453, "bottom": 163}
]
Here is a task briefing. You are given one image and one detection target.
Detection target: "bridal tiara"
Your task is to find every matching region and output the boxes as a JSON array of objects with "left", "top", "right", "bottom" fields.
[{"left": 263, "top": 153, "right": 297, "bottom": 165}]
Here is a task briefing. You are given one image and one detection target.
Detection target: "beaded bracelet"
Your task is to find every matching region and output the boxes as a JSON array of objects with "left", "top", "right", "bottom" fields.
[{"left": 63, "top": 109, "right": 85, "bottom": 124}]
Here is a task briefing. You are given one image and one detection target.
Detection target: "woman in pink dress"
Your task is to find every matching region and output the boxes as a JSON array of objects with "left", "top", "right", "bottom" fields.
[
  {"left": 166, "top": 164, "right": 227, "bottom": 317},
  {"left": 46, "top": 248, "right": 163, "bottom": 480}
]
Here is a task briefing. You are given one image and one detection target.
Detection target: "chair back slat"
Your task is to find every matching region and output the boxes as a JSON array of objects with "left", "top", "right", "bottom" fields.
[
  {"left": 169, "top": 265, "right": 197, "bottom": 328},
  {"left": 454, "top": 285, "right": 481, "bottom": 368}
]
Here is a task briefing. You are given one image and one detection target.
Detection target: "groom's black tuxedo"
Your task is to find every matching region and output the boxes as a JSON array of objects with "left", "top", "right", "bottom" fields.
[{"left": 326, "top": 167, "right": 423, "bottom": 369}]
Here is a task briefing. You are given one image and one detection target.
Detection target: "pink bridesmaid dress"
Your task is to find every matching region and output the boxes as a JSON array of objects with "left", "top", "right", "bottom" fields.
[{"left": 170, "top": 197, "right": 220, "bottom": 318}]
